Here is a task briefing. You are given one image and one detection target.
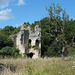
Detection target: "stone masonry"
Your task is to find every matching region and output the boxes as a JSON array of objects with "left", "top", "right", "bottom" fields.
[{"left": 11, "top": 24, "right": 41, "bottom": 58}]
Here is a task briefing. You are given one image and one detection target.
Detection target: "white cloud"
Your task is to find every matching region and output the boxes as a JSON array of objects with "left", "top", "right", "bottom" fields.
[
  {"left": 72, "top": 17, "right": 75, "bottom": 20},
  {"left": 15, "top": 23, "right": 22, "bottom": 28},
  {"left": 17, "top": 0, "right": 25, "bottom": 6},
  {"left": 0, "top": 8, "right": 13, "bottom": 21},
  {"left": 0, "top": 0, "right": 10, "bottom": 9},
  {"left": 0, "top": 0, "right": 25, "bottom": 9},
  {"left": 0, "top": 0, "right": 25, "bottom": 21},
  {"left": 15, "top": 24, "right": 21, "bottom": 28}
]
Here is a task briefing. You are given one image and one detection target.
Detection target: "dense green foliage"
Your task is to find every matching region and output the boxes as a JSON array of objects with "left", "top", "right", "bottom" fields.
[
  {"left": 12, "top": 27, "right": 20, "bottom": 34},
  {"left": 0, "top": 26, "right": 20, "bottom": 36},
  {"left": 0, "top": 33, "right": 14, "bottom": 49},
  {"left": 0, "top": 26, "right": 15, "bottom": 36},
  {"left": 40, "top": 17, "right": 75, "bottom": 57},
  {"left": 0, "top": 26, "right": 20, "bottom": 57},
  {"left": 40, "top": 3, "right": 75, "bottom": 57},
  {"left": 0, "top": 46, "right": 20, "bottom": 58}
]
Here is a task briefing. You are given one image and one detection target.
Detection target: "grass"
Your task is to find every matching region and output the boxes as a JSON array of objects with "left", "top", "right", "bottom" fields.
[{"left": 0, "top": 57, "right": 75, "bottom": 75}]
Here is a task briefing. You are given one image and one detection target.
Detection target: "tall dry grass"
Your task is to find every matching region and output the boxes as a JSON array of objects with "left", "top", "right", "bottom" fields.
[{"left": 0, "top": 57, "right": 75, "bottom": 75}]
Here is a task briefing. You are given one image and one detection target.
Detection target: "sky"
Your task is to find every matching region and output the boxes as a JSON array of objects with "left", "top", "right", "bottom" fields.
[{"left": 0, "top": 0, "right": 75, "bottom": 28}]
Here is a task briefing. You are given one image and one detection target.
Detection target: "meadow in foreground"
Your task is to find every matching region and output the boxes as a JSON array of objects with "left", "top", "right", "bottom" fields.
[{"left": 0, "top": 57, "right": 75, "bottom": 75}]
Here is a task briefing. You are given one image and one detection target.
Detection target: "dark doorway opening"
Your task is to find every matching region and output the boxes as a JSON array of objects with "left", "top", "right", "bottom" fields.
[{"left": 27, "top": 52, "right": 34, "bottom": 58}]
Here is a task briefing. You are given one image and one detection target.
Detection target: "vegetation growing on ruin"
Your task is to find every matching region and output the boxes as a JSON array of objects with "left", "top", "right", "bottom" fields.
[{"left": 34, "top": 46, "right": 39, "bottom": 50}]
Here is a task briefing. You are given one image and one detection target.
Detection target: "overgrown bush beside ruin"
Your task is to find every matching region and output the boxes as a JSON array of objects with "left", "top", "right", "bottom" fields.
[{"left": 0, "top": 46, "right": 20, "bottom": 58}]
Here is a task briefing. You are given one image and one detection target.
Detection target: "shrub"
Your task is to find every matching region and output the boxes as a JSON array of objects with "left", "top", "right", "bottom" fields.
[
  {"left": 29, "top": 43, "right": 31, "bottom": 48},
  {"left": 67, "top": 46, "right": 75, "bottom": 56},
  {"left": 44, "top": 46, "right": 55, "bottom": 57},
  {"left": 0, "top": 46, "right": 20, "bottom": 58},
  {"left": 34, "top": 46, "right": 39, "bottom": 50}
]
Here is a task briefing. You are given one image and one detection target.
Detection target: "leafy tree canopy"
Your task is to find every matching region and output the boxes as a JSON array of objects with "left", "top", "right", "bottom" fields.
[{"left": 0, "top": 33, "right": 14, "bottom": 49}]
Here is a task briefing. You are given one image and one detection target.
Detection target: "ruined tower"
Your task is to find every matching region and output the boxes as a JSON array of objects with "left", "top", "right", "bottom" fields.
[
  {"left": 11, "top": 24, "right": 41, "bottom": 58},
  {"left": 27, "top": 25, "right": 41, "bottom": 58}
]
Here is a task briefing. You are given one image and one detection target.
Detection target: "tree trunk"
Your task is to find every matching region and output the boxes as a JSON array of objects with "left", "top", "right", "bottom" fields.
[{"left": 61, "top": 46, "right": 65, "bottom": 60}]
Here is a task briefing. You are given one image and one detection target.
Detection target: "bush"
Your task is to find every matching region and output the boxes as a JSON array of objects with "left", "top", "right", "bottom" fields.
[
  {"left": 44, "top": 46, "right": 55, "bottom": 57},
  {"left": 67, "top": 46, "right": 75, "bottom": 56},
  {"left": 34, "top": 46, "right": 39, "bottom": 50},
  {"left": 29, "top": 43, "right": 31, "bottom": 48},
  {"left": 0, "top": 46, "right": 20, "bottom": 58}
]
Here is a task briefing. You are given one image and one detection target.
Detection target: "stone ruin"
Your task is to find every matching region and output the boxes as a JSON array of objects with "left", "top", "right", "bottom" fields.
[{"left": 11, "top": 24, "right": 41, "bottom": 58}]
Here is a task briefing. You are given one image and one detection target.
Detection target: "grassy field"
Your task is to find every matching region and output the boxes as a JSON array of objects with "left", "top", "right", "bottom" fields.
[{"left": 0, "top": 57, "right": 75, "bottom": 75}]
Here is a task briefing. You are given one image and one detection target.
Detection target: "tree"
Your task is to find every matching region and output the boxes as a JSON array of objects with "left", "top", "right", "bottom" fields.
[
  {"left": 12, "top": 27, "right": 20, "bottom": 34},
  {"left": 43, "top": 3, "right": 69, "bottom": 58},
  {"left": 45, "top": 46, "right": 54, "bottom": 57},
  {"left": 0, "top": 26, "right": 15, "bottom": 36},
  {"left": 0, "top": 33, "right": 14, "bottom": 49},
  {"left": 45, "top": 3, "right": 71, "bottom": 59},
  {"left": 65, "top": 20, "right": 75, "bottom": 45},
  {"left": 40, "top": 17, "right": 54, "bottom": 56}
]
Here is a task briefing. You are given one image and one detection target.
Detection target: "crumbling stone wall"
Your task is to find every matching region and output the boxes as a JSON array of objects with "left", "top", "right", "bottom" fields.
[
  {"left": 11, "top": 28, "right": 29, "bottom": 56},
  {"left": 11, "top": 25, "right": 41, "bottom": 58},
  {"left": 27, "top": 25, "right": 41, "bottom": 58}
]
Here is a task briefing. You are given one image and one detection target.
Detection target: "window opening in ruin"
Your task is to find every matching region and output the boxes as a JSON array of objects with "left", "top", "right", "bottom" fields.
[
  {"left": 29, "top": 39, "right": 31, "bottom": 48},
  {"left": 20, "top": 34, "right": 23, "bottom": 44},
  {"left": 38, "top": 33, "right": 41, "bottom": 36},
  {"left": 36, "top": 27, "right": 38, "bottom": 31},
  {"left": 34, "top": 40, "right": 39, "bottom": 50},
  {"left": 36, "top": 40, "right": 39, "bottom": 46}
]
